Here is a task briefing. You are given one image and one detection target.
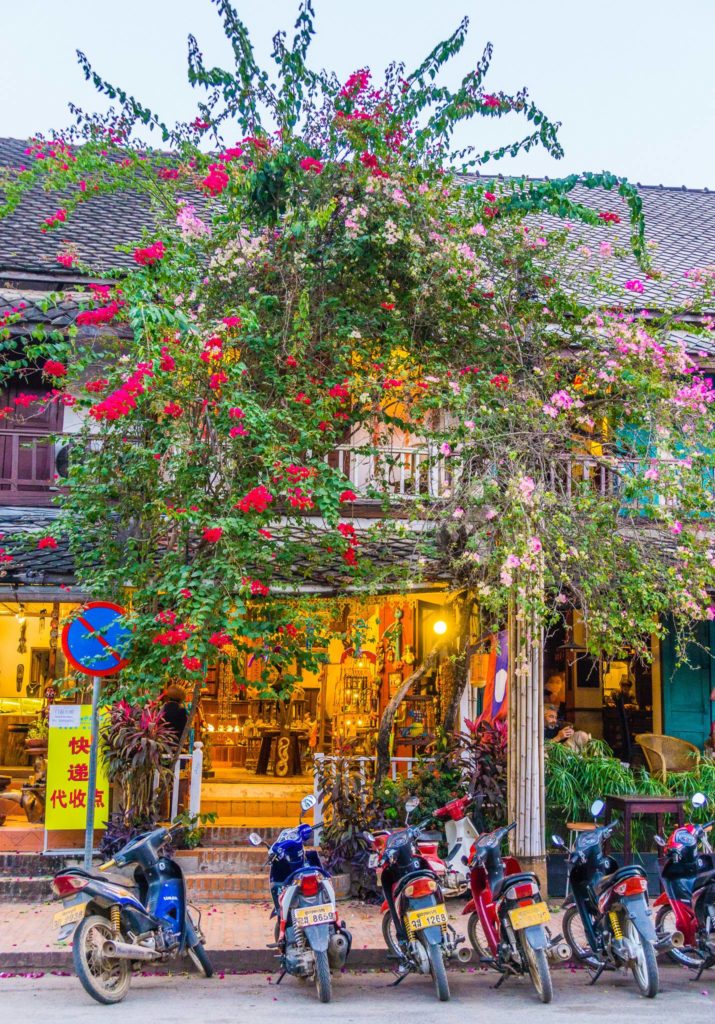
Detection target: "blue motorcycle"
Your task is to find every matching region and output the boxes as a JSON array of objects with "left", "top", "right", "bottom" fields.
[
  {"left": 52, "top": 821, "right": 212, "bottom": 1004},
  {"left": 249, "top": 794, "right": 352, "bottom": 1002}
]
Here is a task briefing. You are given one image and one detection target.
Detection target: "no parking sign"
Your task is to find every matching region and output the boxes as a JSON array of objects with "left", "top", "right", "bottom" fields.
[{"left": 61, "top": 601, "right": 130, "bottom": 676}]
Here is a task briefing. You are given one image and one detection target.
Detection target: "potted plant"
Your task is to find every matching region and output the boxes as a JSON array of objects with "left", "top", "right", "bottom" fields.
[{"left": 25, "top": 718, "right": 49, "bottom": 752}]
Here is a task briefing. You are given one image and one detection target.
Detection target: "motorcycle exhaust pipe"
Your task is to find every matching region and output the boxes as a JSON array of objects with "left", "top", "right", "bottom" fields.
[
  {"left": 102, "top": 939, "right": 159, "bottom": 961},
  {"left": 547, "top": 941, "right": 572, "bottom": 962},
  {"left": 456, "top": 945, "right": 473, "bottom": 964},
  {"left": 327, "top": 932, "right": 349, "bottom": 968},
  {"left": 670, "top": 930, "right": 685, "bottom": 948}
]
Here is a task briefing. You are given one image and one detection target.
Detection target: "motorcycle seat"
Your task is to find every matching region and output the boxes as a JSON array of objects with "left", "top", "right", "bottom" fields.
[
  {"left": 692, "top": 869, "right": 715, "bottom": 894},
  {"left": 491, "top": 872, "right": 539, "bottom": 901},
  {"left": 594, "top": 864, "right": 647, "bottom": 897}
]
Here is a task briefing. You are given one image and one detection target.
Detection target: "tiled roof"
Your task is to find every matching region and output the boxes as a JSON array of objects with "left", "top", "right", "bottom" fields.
[{"left": 2, "top": 138, "right": 715, "bottom": 305}]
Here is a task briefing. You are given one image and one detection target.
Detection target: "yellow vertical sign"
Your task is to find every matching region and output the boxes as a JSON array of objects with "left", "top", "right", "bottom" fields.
[{"left": 45, "top": 705, "right": 109, "bottom": 830}]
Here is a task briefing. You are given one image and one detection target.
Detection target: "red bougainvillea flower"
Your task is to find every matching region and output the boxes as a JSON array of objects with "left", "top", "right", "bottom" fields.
[
  {"left": 56, "top": 252, "right": 76, "bottom": 268},
  {"left": 0, "top": 548, "right": 13, "bottom": 563},
  {"left": 133, "top": 241, "right": 165, "bottom": 266},
  {"left": 490, "top": 373, "right": 510, "bottom": 389},
  {"left": 85, "top": 379, "right": 108, "bottom": 393},
  {"left": 236, "top": 485, "right": 274, "bottom": 513},
  {"left": 155, "top": 609, "right": 177, "bottom": 625},
  {"left": 380, "top": 302, "right": 395, "bottom": 311},
  {"left": 152, "top": 624, "right": 194, "bottom": 646},
  {"left": 285, "top": 356, "right": 298, "bottom": 368},
  {"left": 38, "top": 536, "right": 58, "bottom": 549},
  {"left": 229, "top": 425, "right": 248, "bottom": 437},
  {"left": 202, "top": 526, "right": 223, "bottom": 543},
  {"left": 179, "top": 588, "right": 192, "bottom": 599},
  {"left": 158, "top": 167, "right": 180, "bottom": 180},
  {"left": 201, "top": 164, "right": 230, "bottom": 196},
  {"left": 228, "top": 407, "right": 244, "bottom": 419},
  {"left": 294, "top": 392, "right": 312, "bottom": 405},
  {"left": 182, "top": 656, "right": 202, "bottom": 672},
  {"left": 598, "top": 211, "right": 621, "bottom": 224},
  {"left": 159, "top": 346, "right": 176, "bottom": 371},
  {"left": 76, "top": 301, "right": 123, "bottom": 326},
  {"left": 14, "top": 393, "right": 39, "bottom": 407},
  {"left": 200, "top": 337, "right": 223, "bottom": 363},
  {"left": 163, "top": 401, "right": 183, "bottom": 417},
  {"left": 245, "top": 578, "right": 270, "bottom": 596},
  {"left": 481, "top": 94, "right": 501, "bottom": 108},
  {"left": 258, "top": 528, "right": 273, "bottom": 539},
  {"left": 360, "top": 151, "right": 379, "bottom": 170},
  {"left": 209, "top": 631, "right": 232, "bottom": 648},
  {"left": 41, "top": 208, "right": 67, "bottom": 231},
  {"left": 209, "top": 371, "right": 228, "bottom": 389},
  {"left": 299, "top": 156, "right": 324, "bottom": 174},
  {"left": 43, "top": 360, "right": 67, "bottom": 377},
  {"left": 339, "top": 490, "right": 358, "bottom": 502}
]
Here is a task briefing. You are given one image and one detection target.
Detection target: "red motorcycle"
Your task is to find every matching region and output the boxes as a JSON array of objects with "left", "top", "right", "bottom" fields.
[
  {"left": 461, "top": 821, "right": 567, "bottom": 1003},
  {"left": 653, "top": 791, "right": 715, "bottom": 977}
]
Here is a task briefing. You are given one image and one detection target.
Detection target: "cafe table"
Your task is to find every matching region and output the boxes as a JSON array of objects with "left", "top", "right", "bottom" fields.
[{"left": 604, "top": 793, "right": 687, "bottom": 864}]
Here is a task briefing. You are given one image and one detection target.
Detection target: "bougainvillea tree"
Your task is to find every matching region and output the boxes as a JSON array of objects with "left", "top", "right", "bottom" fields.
[{"left": 2, "top": 2, "right": 715, "bottom": 859}]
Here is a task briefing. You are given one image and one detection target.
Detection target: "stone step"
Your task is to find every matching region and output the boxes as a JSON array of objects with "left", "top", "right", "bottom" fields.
[
  {"left": 199, "top": 796, "right": 306, "bottom": 820},
  {"left": 0, "top": 851, "right": 84, "bottom": 876},
  {"left": 0, "top": 874, "right": 53, "bottom": 900},
  {"left": 200, "top": 822, "right": 301, "bottom": 845},
  {"left": 186, "top": 872, "right": 269, "bottom": 902},
  {"left": 175, "top": 846, "right": 267, "bottom": 874}
]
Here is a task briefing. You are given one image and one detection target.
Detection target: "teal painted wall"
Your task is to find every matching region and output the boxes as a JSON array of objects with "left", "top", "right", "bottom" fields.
[{"left": 661, "top": 618, "right": 715, "bottom": 749}]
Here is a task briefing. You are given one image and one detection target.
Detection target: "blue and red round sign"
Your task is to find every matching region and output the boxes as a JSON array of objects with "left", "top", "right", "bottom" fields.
[{"left": 61, "top": 601, "right": 130, "bottom": 677}]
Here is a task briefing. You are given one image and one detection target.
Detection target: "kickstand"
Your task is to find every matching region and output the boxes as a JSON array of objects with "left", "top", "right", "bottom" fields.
[
  {"left": 388, "top": 970, "right": 410, "bottom": 988},
  {"left": 493, "top": 972, "right": 509, "bottom": 989},
  {"left": 588, "top": 963, "right": 605, "bottom": 986},
  {"left": 275, "top": 970, "right": 286, "bottom": 985}
]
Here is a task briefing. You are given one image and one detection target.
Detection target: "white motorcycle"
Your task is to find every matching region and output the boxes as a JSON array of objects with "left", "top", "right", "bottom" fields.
[{"left": 432, "top": 795, "right": 480, "bottom": 898}]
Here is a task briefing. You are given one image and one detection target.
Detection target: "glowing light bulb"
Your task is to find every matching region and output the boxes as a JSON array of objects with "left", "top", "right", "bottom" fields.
[{"left": 433, "top": 619, "right": 448, "bottom": 636}]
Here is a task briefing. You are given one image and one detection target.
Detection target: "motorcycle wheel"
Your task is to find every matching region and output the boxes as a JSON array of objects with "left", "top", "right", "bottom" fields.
[
  {"left": 654, "top": 904, "right": 704, "bottom": 968},
  {"left": 563, "top": 905, "right": 600, "bottom": 968},
  {"left": 421, "top": 937, "right": 450, "bottom": 1002},
  {"left": 623, "top": 916, "right": 659, "bottom": 998},
  {"left": 466, "top": 911, "right": 489, "bottom": 959},
  {"left": 520, "top": 934, "right": 553, "bottom": 1004},
  {"left": 72, "top": 914, "right": 131, "bottom": 1005},
  {"left": 188, "top": 941, "right": 214, "bottom": 978},
  {"left": 381, "top": 910, "right": 401, "bottom": 957},
  {"left": 314, "top": 949, "right": 332, "bottom": 1003}
]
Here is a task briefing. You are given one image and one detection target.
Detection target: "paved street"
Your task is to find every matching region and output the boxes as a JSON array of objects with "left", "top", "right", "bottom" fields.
[{"left": 0, "top": 969, "right": 712, "bottom": 1022}]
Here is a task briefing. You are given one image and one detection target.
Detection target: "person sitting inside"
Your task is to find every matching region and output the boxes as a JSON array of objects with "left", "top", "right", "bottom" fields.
[
  {"left": 161, "top": 684, "right": 188, "bottom": 748},
  {"left": 544, "top": 704, "right": 591, "bottom": 752},
  {"left": 544, "top": 704, "right": 574, "bottom": 743},
  {"left": 544, "top": 673, "right": 566, "bottom": 718}
]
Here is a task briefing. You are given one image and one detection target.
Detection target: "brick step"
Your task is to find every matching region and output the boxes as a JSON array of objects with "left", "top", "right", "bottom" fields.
[
  {"left": 199, "top": 797, "right": 305, "bottom": 820},
  {"left": 0, "top": 851, "right": 84, "bottom": 876},
  {"left": 186, "top": 872, "right": 269, "bottom": 901},
  {"left": 0, "top": 875, "right": 53, "bottom": 900}
]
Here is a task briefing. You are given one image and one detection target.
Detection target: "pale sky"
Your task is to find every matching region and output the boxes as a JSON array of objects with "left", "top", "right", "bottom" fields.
[{"left": 1, "top": 0, "right": 713, "bottom": 188}]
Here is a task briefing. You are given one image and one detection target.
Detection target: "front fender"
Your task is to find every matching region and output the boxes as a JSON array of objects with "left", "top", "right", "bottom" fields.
[
  {"left": 462, "top": 898, "right": 476, "bottom": 915},
  {"left": 302, "top": 923, "right": 330, "bottom": 952},
  {"left": 653, "top": 891, "right": 670, "bottom": 908},
  {"left": 183, "top": 912, "right": 200, "bottom": 950},
  {"left": 523, "top": 924, "right": 548, "bottom": 951},
  {"left": 622, "top": 896, "right": 657, "bottom": 943},
  {"left": 419, "top": 925, "right": 445, "bottom": 946}
]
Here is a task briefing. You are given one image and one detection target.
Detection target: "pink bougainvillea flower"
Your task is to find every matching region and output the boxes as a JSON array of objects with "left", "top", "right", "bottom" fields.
[
  {"left": 202, "top": 526, "right": 223, "bottom": 543},
  {"left": 209, "top": 631, "right": 232, "bottom": 648},
  {"left": 236, "top": 485, "right": 274, "bottom": 513},
  {"left": 158, "top": 167, "right": 180, "bottom": 180},
  {"left": 209, "top": 371, "right": 228, "bottom": 389},
  {"left": 481, "top": 94, "right": 501, "bottom": 108},
  {"left": 56, "top": 252, "right": 77, "bottom": 268},
  {"left": 159, "top": 346, "right": 176, "bottom": 372},
  {"left": 133, "top": 241, "right": 165, "bottom": 266},
  {"left": 43, "top": 360, "right": 67, "bottom": 377},
  {"left": 624, "top": 279, "right": 645, "bottom": 293},
  {"left": 222, "top": 316, "right": 242, "bottom": 328},
  {"left": 598, "top": 211, "right": 621, "bottom": 224},
  {"left": 671, "top": 521, "right": 683, "bottom": 535},
  {"left": 339, "top": 490, "right": 358, "bottom": 502},
  {"left": 228, "top": 407, "right": 245, "bottom": 419},
  {"left": 229, "top": 426, "right": 248, "bottom": 437},
  {"left": 707, "top": 605, "right": 715, "bottom": 621},
  {"left": 38, "top": 536, "right": 58, "bottom": 550},
  {"left": 41, "top": 208, "right": 67, "bottom": 232},
  {"left": 440, "top": 442, "right": 452, "bottom": 456},
  {"left": 299, "top": 157, "right": 324, "bottom": 174},
  {"left": 76, "top": 300, "right": 123, "bottom": 327}
]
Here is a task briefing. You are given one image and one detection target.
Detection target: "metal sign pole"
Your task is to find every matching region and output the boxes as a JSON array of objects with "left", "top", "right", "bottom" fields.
[{"left": 83, "top": 675, "right": 101, "bottom": 870}]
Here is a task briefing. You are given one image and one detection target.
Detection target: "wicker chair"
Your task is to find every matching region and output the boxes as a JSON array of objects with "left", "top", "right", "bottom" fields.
[{"left": 635, "top": 733, "right": 701, "bottom": 781}]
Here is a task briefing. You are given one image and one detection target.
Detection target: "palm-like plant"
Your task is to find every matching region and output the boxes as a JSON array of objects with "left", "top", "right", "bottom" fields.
[{"left": 102, "top": 701, "right": 176, "bottom": 821}]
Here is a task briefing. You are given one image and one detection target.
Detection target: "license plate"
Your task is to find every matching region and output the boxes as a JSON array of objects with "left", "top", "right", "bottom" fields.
[
  {"left": 293, "top": 904, "right": 335, "bottom": 927},
  {"left": 368, "top": 853, "right": 379, "bottom": 868},
  {"left": 53, "top": 903, "right": 86, "bottom": 928},
  {"left": 508, "top": 901, "right": 551, "bottom": 930},
  {"left": 405, "top": 904, "right": 449, "bottom": 930}
]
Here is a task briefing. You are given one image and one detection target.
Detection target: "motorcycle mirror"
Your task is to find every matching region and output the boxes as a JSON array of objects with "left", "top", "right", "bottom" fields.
[
  {"left": 654, "top": 834, "right": 666, "bottom": 847},
  {"left": 363, "top": 832, "right": 375, "bottom": 843},
  {"left": 300, "top": 794, "right": 317, "bottom": 812},
  {"left": 248, "top": 832, "right": 263, "bottom": 847},
  {"left": 692, "top": 792, "right": 707, "bottom": 809},
  {"left": 590, "top": 799, "right": 605, "bottom": 820},
  {"left": 551, "top": 834, "right": 566, "bottom": 848},
  {"left": 405, "top": 796, "right": 420, "bottom": 813}
]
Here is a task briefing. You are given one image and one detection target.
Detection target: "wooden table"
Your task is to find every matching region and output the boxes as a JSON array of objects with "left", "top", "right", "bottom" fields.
[{"left": 604, "top": 794, "right": 686, "bottom": 864}]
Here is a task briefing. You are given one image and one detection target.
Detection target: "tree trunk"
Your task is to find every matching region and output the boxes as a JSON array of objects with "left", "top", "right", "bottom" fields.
[
  {"left": 506, "top": 590, "right": 546, "bottom": 882},
  {"left": 374, "top": 648, "right": 442, "bottom": 787}
]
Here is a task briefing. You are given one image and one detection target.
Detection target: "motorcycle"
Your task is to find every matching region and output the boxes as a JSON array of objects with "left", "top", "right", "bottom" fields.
[
  {"left": 462, "top": 820, "right": 563, "bottom": 1003},
  {"left": 368, "top": 796, "right": 469, "bottom": 1002},
  {"left": 653, "top": 791, "right": 715, "bottom": 977},
  {"left": 432, "top": 794, "right": 479, "bottom": 897},
  {"left": 51, "top": 821, "right": 212, "bottom": 1004},
  {"left": 248, "top": 794, "right": 351, "bottom": 1003},
  {"left": 553, "top": 798, "right": 659, "bottom": 998}
]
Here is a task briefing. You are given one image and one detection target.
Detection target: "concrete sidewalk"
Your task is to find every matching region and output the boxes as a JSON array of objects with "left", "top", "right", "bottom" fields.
[{"left": 0, "top": 898, "right": 567, "bottom": 971}]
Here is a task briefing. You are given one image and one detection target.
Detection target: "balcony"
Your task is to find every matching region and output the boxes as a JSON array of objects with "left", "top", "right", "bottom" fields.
[{"left": 327, "top": 444, "right": 452, "bottom": 500}]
